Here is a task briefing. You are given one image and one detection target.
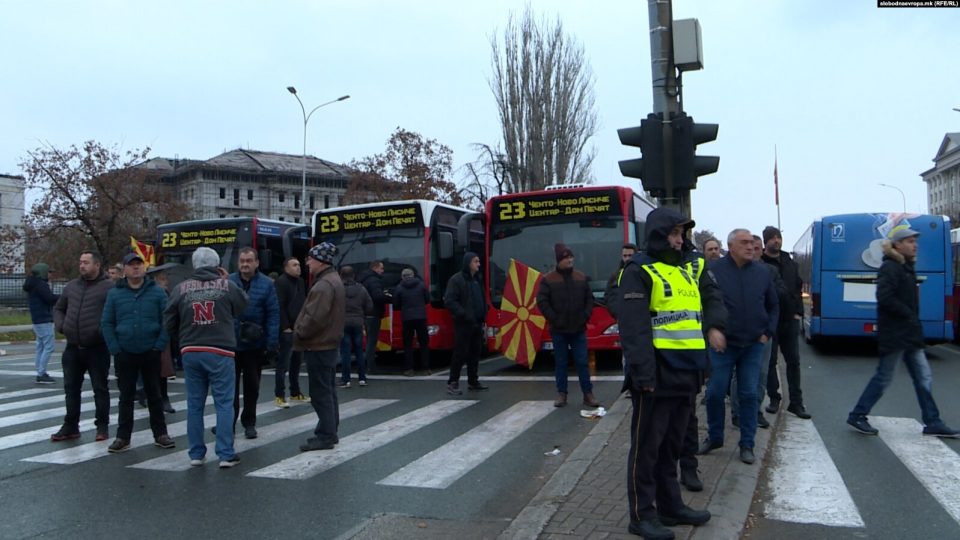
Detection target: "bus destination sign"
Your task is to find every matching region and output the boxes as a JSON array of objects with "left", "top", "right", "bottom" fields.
[
  {"left": 160, "top": 227, "right": 238, "bottom": 249},
  {"left": 493, "top": 190, "right": 620, "bottom": 223},
  {"left": 317, "top": 203, "right": 423, "bottom": 235}
]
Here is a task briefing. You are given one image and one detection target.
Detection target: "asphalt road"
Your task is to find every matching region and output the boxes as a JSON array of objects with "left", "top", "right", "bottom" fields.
[
  {"left": 0, "top": 342, "right": 623, "bottom": 540},
  {"left": 747, "top": 339, "right": 960, "bottom": 540}
]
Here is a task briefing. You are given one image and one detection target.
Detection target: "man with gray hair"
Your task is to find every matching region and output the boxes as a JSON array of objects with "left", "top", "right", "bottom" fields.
[{"left": 165, "top": 247, "right": 247, "bottom": 468}]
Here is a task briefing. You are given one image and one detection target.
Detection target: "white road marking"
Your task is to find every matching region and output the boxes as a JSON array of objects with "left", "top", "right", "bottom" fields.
[
  {"left": 764, "top": 415, "right": 865, "bottom": 527},
  {"left": 378, "top": 400, "right": 555, "bottom": 489},
  {"left": 873, "top": 416, "right": 960, "bottom": 526},
  {"left": 0, "top": 388, "right": 59, "bottom": 400},
  {"left": 0, "top": 390, "right": 93, "bottom": 413},
  {"left": 247, "top": 400, "right": 476, "bottom": 480}
]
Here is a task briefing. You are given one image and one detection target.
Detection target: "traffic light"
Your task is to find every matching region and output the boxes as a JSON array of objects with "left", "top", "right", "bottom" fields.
[
  {"left": 672, "top": 113, "right": 719, "bottom": 190},
  {"left": 618, "top": 113, "right": 665, "bottom": 196}
]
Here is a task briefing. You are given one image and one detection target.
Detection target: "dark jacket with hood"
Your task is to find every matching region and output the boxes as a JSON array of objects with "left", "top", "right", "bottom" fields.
[
  {"left": 876, "top": 240, "right": 924, "bottom": 354},
  {"left": 54, "top": 271, "right": 113, "bottom": 347},
  {"left": 358, "top": 268, "right": 390, "bottom": 318},
  {"left": 761, "top": 250, "right": 803, "bottom": 323},
  {"left": 344, "top": 278, "right": 374, "bottom": 328},
  {"left": 275, "top": 272, "right": 306, "bottom": 332},
  {"left": 618, "top": 208, "right": 726, "bottom": 397},
  {"left": 710, "top": 253, "right": 779, "bottom": 348},
  {"left": 444, "top": 252, "right": 487, "bottom": 326},
  {"left": 536, "top": 259, "right": 594, "bottom": 335},
  {"left": 393, "top": 275, "right": 430, "bottom": 322},
  {"left": 165, "top": 266, "right": 248, "bottom": 357},
  {"left": 23, "top": 265, "right": 58, "bottom": 324},
  {"left": 101, "top": 277, "right": 169, "bottom": 355}
]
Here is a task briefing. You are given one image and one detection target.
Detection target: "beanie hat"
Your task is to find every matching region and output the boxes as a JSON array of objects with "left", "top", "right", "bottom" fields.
[
  {"left": 308, "top": 242, "right": 338, "bottom": 264},
  {"left": 554, "top": 243, "right": 574, "bottom": 263},
  {"left": 762, "top": 226, "right": 782, "bottom": 245},
  {"left": 31, "top": 263, "right": 50, "bottom": 279}
]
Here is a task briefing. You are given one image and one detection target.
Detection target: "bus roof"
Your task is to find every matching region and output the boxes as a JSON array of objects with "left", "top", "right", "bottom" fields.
[
  {"left": 489, "top": 184, "right": 655, "bottom": 206},
  {"left": 158, "top": 216, "right": 296, "bottom": 229},
  {"left": 311, "top": 199, "right": 474, "bottom": 225}
]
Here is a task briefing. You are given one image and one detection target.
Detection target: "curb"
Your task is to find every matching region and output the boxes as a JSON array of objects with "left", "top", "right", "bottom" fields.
[{"left": 498, "top": 393, "right": 631, "bottom": 539}]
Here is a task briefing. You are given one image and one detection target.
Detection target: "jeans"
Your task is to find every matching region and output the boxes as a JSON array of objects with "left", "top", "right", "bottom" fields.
[
  {"left": 767, "top": 319, "right": 804, "bottom": 407},
  {"left": 363, "top": 316, "right": 382, "bottom": 370},
  {"left": 705, "top": 343, "right": 763, "bottom": 449},
  {"left": 553, "top": 331, "right": 592, "bottom": 395},
  {"left": 61, "top": 343, "right": 111, "bottom": 432},
  {"left": 849, "top": 348, "right": 942, "bottom": 426},
  {"left": 275, "top": 332, "right": 303, "bottom": 398},
  {"left": 183, "top": 351, "right": 236, "bottom": 461},
  {"left": 401, "top": 319, "right": 429, "bottom": 372},
  {"left": 340, "top": 325, "right": 366, "bottom": 382},
  {"left": 304, "top": 349, "right": 339, "bottom": 444},
  {"left": 33, "top": 322, "right": 55, "bottom": 376},
  {"left": 449, "top": 324, "right": 482, "bottom": 385},
  {"left": 730, "top": 339, "right": 772, "bottom": 419},
  {"left": 115, "top": 350, "right": 166, "bottom": 441},
  {"left": 233, "top": 349, "right": 262, "bottom": 428}
]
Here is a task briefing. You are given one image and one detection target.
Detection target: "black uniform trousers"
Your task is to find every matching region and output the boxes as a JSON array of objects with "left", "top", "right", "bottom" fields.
[
  {"left": 233, "top": 350, "right": 262, "bottom": 428},
  {"left": 627, "top": 390, "right": 691, "bottom": 522}
]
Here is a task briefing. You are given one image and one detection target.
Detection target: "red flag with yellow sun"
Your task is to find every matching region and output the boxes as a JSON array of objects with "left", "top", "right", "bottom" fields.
[{"left": 499, "top": 259, "right": 546, "bottom": 368}]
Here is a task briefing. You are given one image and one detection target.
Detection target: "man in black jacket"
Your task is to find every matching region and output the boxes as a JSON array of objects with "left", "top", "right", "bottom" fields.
[
  {"left": 274, "top": 257, "right": 307, "bottom": 406},
  {"left": 761, "top": 226, "right": 810, "bottom": 419},
  {"left": 358, "top": 260, "right": 390, "bottom": 373},
  {"left": 603, "top": 243, "right": 637, "bottom": 322},
  {"left": 846, "top": 228, "right": 960, "bottom": 437},
  {"left": 23, "top": 262, "right": 59, "bottom": 384},
  {"left": 619, "top": 208, "right": 720, "bottom": 539},
  {"left": 444, "top": 252, "right": 488, "bottom": 395},
  {"left": 51, "top": 251, "right": 114, "bottom": 442},
  {"left": 394, "top": 268, "right": 431, "bottom": 377}
]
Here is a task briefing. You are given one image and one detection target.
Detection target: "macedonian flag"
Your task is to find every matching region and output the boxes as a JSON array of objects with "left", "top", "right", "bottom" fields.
[
  {"left": 130, "top": 236, "right": 155, "bottom": 268},
  {"left": 376, "top": 305, "right": 394, "bottom": 352},
  {"left": 499, "top": 259, "right": 546, "bottom": 368}
]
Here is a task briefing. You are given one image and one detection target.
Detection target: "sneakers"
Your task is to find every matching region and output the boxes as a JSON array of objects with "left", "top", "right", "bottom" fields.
[
  {"left": 274, "top": 397, "right": 291, "bottom": 408},
  {"left": 107, "top": 439, "right": 131, "bottom": 453},
  {"left": 554, "top": 392, "right": 568, "bottom": 408},
  {"left": 218, "top": 457, "right": 241, "bottom": 469},
  {"left": 358, "top": 380, "right": 368, "bottom": 387},
  {"left": 847, "top": 416, "right": 879, "bottom": 435},
  {"left": 697, "top": 437, "right": 722, "bottom": 455},
  {"left": 658, "top": 505, "right": 711, "bottom": 527},
  {"left": 290, "top": 394, "right": 310, "bottom": 403},
  {"left": 189, "top": 456, "right": 206, "bottom": 467},
  {"left": 338, "top": 380, "right": 351, "bottom": 389},
  {"left": 95, "top": 429, "right": 109, "bottom": 442},
  {"left": 51, "top": 428, "right": 81, "bottom": 442},
  {"left": 468, "top": 382, "right": 489, "bottom": 391},
  {"left": 446, "top": 382, "right": 462, "bottom": 396},
  {"left": 787, "top": 404, "right": 812, "bottom": 419},
  {"left": 244, "top": 426, "right": 258, "bottom": 439},
  {"left": 36, "top": 373, "right": 55, "bottom": 384},
  {"left": 740, "top": 447, "right": 756, "bottom": 464},
  {"left": 923, "top": 422, "right": 960, "bottom": 438},
  {"left": 154, "top": 434, "right": 176, "bottom": 449}
]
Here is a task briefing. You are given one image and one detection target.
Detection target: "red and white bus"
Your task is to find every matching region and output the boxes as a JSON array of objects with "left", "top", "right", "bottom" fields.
[
  {"left": 465, "top": 185, "right": 656, "bottom": 357},
  {"left": 312, "top": 200, "right": 483, "bottom": 353}
]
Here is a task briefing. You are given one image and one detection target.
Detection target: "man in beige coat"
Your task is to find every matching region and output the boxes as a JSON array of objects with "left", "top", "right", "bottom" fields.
[{"left": 294, "top": 242, "right": 346, "bottom": 451}]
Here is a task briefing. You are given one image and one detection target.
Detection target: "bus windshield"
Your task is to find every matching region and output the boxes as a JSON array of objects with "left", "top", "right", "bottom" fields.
[
  {"left": 328, "top": 228, "right": 425, "bottom": 291},
  {"left": 157, "top": 223, "right": 253, "bottom": 273},
  {"left": 489, "top": 217, "right": 624, "bottom": 307}
]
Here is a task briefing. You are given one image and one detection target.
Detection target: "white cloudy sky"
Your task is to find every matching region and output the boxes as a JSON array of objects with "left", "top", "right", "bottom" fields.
[{"left": 2, "top": 0, "right": 958, "bottom": 248}]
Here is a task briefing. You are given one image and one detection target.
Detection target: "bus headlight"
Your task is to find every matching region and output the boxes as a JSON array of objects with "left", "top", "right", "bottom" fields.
[
  {"left": 486, "top": 326, "right": 499, "bottom": 338},
  {"left": 427, "top": 325, "right": 440, "bottom": 336},
  {"left": 603, "top": 324, "right": 619, "bottom": 335}
]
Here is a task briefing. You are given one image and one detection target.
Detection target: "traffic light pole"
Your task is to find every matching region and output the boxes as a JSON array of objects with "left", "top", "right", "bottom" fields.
[{"left": 647, "top": 0, "right": 687, "bottom": 216}]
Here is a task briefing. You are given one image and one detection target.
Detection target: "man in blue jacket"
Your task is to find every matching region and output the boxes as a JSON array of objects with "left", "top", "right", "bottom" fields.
[
  {"left": 229, "top": 247, "right": 280, "bottom": 439},
  {"left": 101, "top": 253, "right": 174, "bottom": 453},
  {"left": 699, "top": 229, "right": 779, "bottom": 465},
  {"left": 23, "top": 262, "right": 59, "bottom": 384}
]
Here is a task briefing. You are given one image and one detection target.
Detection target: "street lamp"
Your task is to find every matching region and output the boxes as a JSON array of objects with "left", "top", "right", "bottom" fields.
[
  {"left": 287, "top": 87, "right": 350, "bottom": 224},
  {"left": 878, "top": 183, "right": 906, "bottom": 213}
]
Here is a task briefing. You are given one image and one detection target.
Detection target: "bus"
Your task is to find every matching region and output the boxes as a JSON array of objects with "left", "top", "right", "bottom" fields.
[
  {"left": 794, "top": 212, "right": 953, "bottom": 344},
  {"left": 467, "top": 185, "right": 656, "bottom": 355},
  {"left": 949, "top": 227, "right": 960, "bottom": 340},
  {"left": 156, "top": 217, "right": 312, "bottom": 280},
  {"left": 312, "top": 199, "right": 483, "bottom": 352}
]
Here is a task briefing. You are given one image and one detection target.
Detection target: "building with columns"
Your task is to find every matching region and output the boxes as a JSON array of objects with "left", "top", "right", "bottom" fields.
[{"left": 923, "top": 133, "right": 960, "bottom": 222}]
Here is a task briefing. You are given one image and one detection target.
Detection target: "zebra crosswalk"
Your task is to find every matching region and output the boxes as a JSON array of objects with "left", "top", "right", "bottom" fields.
[{"left": 762, "top": 414, "right": 960, "bottom": 530}]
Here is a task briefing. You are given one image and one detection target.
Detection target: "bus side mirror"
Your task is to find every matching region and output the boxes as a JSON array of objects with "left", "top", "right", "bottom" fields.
[
  {"left": 258, "top": 249, "right": 272, "bottom": 273},
  {"left": 439, "top": 231, "right": 454, "bottom": 260}
]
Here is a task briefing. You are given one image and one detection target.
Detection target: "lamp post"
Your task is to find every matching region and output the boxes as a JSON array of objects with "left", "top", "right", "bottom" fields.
[
  {"left": 878, "top": 183, "right": 906, "bottom": 213},
  {"left": 287, "top": 87, "right": 350, "bottom": 224}
]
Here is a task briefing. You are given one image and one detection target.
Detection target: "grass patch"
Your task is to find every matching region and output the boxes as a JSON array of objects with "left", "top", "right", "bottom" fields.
[
  {"left": 0, "top": 331, "right": 38, "bottom": 343},
  {"left": 0, "top": 311, "right": 32, "bottom": 326}
]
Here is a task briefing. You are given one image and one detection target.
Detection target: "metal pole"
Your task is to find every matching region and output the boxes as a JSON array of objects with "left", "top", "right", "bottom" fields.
[
  {"left": 647, "top": 0, "right": 683, "bottom": 214},
  {"left": 878, "top": 183, "right": 906, "bottom": 213}
]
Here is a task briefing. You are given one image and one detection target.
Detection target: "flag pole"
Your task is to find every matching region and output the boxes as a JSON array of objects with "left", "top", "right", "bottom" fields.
[{"left": 774, "top": 146, "right": 781, "bottom": 231}]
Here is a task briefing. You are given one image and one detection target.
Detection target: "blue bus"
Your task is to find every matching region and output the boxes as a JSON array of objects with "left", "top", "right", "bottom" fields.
[{"left": 793, "top": 213, "right": 953, "bottom": 344}]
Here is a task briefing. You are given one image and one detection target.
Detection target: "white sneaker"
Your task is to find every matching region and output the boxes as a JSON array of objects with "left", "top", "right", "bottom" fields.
[
  {"left": 219, "top": 457, "right": 240, "bottom": 468},
  {"left": 358, "top": 380, "right": 368, "bottom": 387},
  {"left": 190, "top": 457, "right": 205, "bottom": 467}
]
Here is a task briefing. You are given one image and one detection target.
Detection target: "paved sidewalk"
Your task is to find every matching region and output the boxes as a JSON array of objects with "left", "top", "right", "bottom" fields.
[{"left": 503, "top": 392, "right": 776, "bottom": 540}]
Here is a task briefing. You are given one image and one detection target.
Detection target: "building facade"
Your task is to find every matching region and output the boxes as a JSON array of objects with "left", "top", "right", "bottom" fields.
[
  {"left": 923, "top": 133, "right": 960, "bottom": 221},
  {"left": 142, "top": 149, "right": 351, "bottom": 223},
  {"left": 0, "top": 174, "right": 25, "bottom": 273}
]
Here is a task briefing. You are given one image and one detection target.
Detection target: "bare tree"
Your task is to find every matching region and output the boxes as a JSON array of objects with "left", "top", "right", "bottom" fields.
[
  {"left": 0, "top": 224, "right": 24, "bottom": 273},
  {"left": 489, "top": 6, "right": 598, "bottom": 192},
  {"left": 459, "top": 143, "right": 511, "bottom": 211},
  {"left": 19, "top": 140, "right": 189, "bottom": 267},
  {"left": 693, "top": 229, "right": 719, "bottom": 252}
]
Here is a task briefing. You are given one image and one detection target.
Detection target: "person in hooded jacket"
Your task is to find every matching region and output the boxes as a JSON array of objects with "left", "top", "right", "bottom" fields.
[
  {"left": 340, "top": 265, "right": 374, "bottom": 386},
  {"left": 358, "top": 260, "right": 390, "bottom": 372},
  {"left": 618, "top": 208, "right": 722, "bottom": 539},
  {"left": 23, "top": 262, "right": 59, "bottom": 384},
  {"left": 274, "top": 257, "right": 308, "bottom": 406},
  {"left": 444, "top": 252, "right": 489, "bottom": 395},
  {"left": 393, "top": 267, "right": 431, "bottom": 377}
]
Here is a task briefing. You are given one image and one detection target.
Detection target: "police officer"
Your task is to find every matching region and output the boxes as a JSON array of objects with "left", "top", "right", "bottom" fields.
[{"left": 619, "top": 208, "right": 724, "bottom": 540}]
